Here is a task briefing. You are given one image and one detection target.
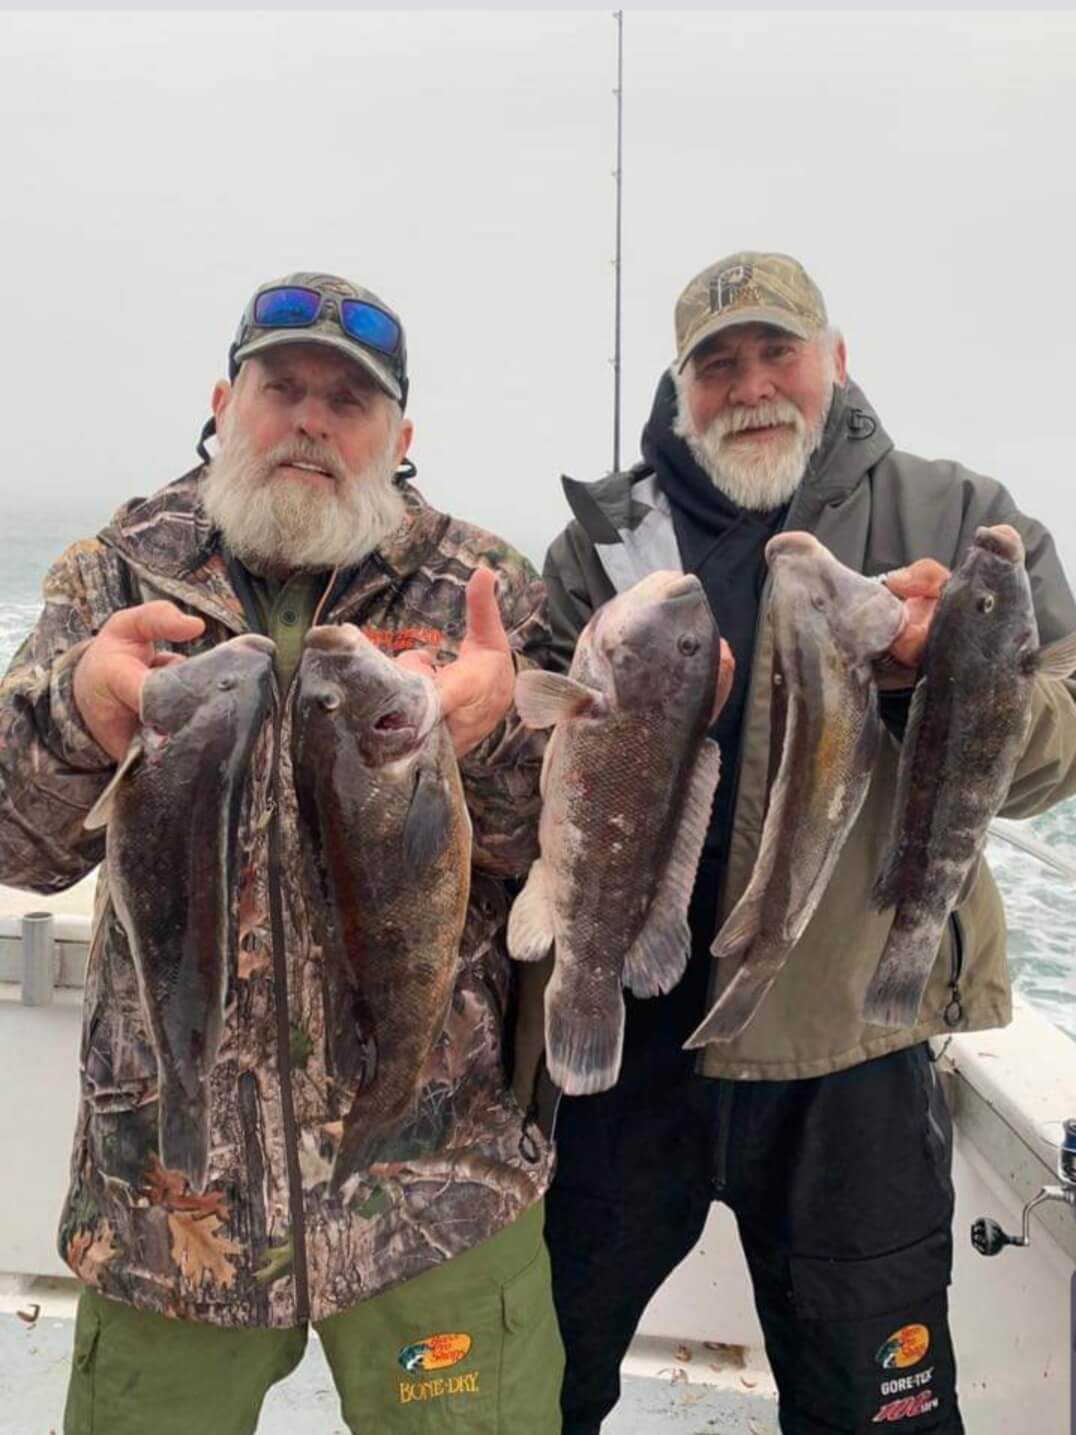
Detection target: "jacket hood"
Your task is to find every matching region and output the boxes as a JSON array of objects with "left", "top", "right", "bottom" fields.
[{"left": 563, "top": 373, "right": 895, "bottom": 543}]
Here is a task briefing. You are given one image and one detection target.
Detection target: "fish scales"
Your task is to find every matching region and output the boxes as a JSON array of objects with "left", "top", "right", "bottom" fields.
[
  {"left": 864, "top": 523, "right": 1076, "bottom": 1028},
  {"left": 686, "top": 532, "right": 904, "bottom": 1048},
  {"left": 85, "top": 633, "right": 276, "bottom": 1193},
  {"left": 510, "top": 571, "right": 725, "bottom": 1095},
  {"left": 293, "top": 624, "right": 472, "bottom": 1195}
]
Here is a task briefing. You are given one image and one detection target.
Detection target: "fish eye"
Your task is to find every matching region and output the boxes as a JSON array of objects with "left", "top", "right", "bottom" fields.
[
  {"left": 678, "top": 634, "right": 700, "bottom": 657},
  {"left": 318, "top": 689, "right": 342, "bottom": 712},
  {"left": 978, "top": 594, "right": 996, "bottom": 614},
  {"left": 811, "top": 594, "right": 826, "bottom": 611},
  {"left": 217, "top": 676, "right": 237, "bottom": 691}
]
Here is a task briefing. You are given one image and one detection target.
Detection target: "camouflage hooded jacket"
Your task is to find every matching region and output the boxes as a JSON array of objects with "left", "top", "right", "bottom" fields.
[{"left": 0, "top": 469, "right": 554, "bottom": 1327}]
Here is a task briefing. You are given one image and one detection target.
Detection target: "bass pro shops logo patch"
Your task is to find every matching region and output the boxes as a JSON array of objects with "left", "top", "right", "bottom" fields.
[
  {"left": 875, "top": 1323, "right": 930, "bottom": 1370},
  {"left": 397, "top": 1332, "right": 472, "bottom": 1373}
]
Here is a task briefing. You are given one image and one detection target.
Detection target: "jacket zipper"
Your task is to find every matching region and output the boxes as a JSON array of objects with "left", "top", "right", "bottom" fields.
[
  {"left": 944, "top": 911, "right": 965, "bottom": 1028},
  {"left": 267, "top": 682, "right": 311, "bottom": 1320}
]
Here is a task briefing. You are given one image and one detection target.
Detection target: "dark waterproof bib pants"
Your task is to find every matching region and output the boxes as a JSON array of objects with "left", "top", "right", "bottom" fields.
[{"left": 545, "top": 1043, "right": 963, "bottom": 1435}]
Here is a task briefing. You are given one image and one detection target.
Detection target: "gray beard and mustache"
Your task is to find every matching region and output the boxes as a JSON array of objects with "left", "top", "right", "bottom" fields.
[
  {"left": 201, "top": 418, "right": 406, "bottom": 572},
  {"left": 672, "top": 363, "right": 836, "bottom": 513}
]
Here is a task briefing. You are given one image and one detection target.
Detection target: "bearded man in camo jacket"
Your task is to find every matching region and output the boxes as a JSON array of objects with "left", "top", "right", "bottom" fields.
[{"left": 0, "top": 272, "right": 564, "bottom": 1435}]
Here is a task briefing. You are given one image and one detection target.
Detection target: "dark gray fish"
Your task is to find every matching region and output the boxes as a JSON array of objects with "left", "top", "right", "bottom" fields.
[
  {"left": 508, "top": 571, "right": 726, "bottom": 1095},
  {"left": 863, "top": 524, "right": 1076, "bottom": 1028},
  {"left": 686, "top": 532, "right": 905, "bottom": 1048},
  {"left": 293, "top": 625, "right": 471, "bottom": 1194},
  {"left": 85, "top": 633, "right": 275, "bottom": 1192}
]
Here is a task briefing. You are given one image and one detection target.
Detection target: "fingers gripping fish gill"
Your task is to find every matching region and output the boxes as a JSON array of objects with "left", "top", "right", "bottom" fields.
[
  {"left": 685, "top": 532, "right": 906, "bottom": 1049},
  {"left": 293, "top": 624, "right": 472, "bottom": 1196},
  {"left": 863, "top": 524, "right": 1076, "bottom": 1029},
  {"left": 508, "top": 571, "right": 728, "bottom": 1096},
  {"left": 85, "top": 634, "right": 276, "bottom": 1193}
]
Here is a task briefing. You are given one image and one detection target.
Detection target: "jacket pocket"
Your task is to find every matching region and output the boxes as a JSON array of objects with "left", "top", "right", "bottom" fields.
[{"left": 789, "top": 1224, "right": 953, "bottom": 1320}]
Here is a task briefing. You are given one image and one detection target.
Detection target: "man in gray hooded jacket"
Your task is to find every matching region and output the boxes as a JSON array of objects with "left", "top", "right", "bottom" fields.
[{"left": 534, "top": 252, "right": 1076, "bottom": 1435}]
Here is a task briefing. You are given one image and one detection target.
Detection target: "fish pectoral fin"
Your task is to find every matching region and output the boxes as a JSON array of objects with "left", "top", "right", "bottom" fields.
[
  {"left": 684, "top": 947, "right": 782, "bottom": 1047},
  {"left": 709, "top": 891, "right": 765, "bottom": 961},
  {"left": 84, "top": 736, "right": 144, "bottom": 831},
  {"left": 623, "top": 739, "right": 722, "bottom": 999},
  {"left": 1036, "top": 631, "right": 1076, "bottom": 679},
  {"left": 507, "top": 859, "right": 556, "bottom": 962},
  {"left": 402, "top": 764, "right": 455, "bottom": 868},
  {"left": 514, "top": 671, "right": 605, "bottom": 729}
]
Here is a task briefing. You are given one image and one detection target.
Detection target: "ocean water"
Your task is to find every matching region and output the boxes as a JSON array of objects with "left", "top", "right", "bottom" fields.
[{"left": 2, "top": 502, "right": 1075, "bottom": 1040}]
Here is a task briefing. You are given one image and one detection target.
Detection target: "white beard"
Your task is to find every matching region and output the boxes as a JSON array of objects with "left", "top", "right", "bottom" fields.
[
  {"left": 201, "top": 418, "right": 405, "bottom": 572},
  {"left": 672, "top": 364, "right": 835, "bottom": 513}
]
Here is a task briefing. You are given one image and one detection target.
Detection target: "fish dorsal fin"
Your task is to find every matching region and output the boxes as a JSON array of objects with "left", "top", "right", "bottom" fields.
[
  {"left": 1036, "top": 632, "right": 1076, "bottom": 679},
  {"left": 402, "top": 763, "right": 456, "bottom": 868},
  {"left": 84, "top": 737, "right": 144, "bottom": 831},
  {"left": 507, "top": 858, "right": 556, "bottom": 962},
  {"left": 514, "top": 671, "right": 605, "bottom": 729},
  {"left": 623, "top": 738, "right": 722, "bottom": 998}
]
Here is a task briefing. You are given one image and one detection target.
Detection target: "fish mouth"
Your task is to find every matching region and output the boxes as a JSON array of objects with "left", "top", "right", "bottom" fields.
[
  {"left": 765, "top": 531, "right": 821, "bottom": 564},
  {"left": 305, "top": 625, "right": 366, "bottom": 654},
  {"left": 373, "top": 708, "right": 417, "bottom": 736},
  {"left": 232, "top": 634, "right": 276, "bottom": 657},
  {"left": 662, "top": 573, "right": 703, "bottom": 601},
  {"left": 974, "top": 524, "right": 1024, "bottom": 565}
]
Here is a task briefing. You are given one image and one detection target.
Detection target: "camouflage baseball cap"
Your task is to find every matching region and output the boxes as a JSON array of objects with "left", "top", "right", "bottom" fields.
[
  {"left": 675, "top": 252, "right": 827, "bottom": 369},
  {"left": 231, "top": 271, "right": 408, "bottom": 405}
]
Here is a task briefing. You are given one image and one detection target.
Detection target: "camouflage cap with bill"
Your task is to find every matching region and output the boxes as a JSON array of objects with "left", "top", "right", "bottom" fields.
[
  {"left": 232, "top": 271, "right": 408, "bottom": 404},
  {"left": 674, "top": 252, "right": 828, "bottom": 370}
]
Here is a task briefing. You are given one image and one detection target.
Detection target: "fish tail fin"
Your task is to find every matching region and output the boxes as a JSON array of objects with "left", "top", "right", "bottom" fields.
[
  {"left": 862, "top": 927, "right": 938, "bottom": 1029},
  {"left": 684, "top": 942, "right": 783, "bottom": 1047},
  {"left": 544, "top": 967, "right": 624, "bottom": 1096},
  {"left": 158, "top": 1074, "right": 210, "bottom": 1194}
]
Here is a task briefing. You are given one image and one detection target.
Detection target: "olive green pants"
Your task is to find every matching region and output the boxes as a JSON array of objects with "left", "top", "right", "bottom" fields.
[{"left": 64, "top": 1200, "right": 563, "bottom": 1435}]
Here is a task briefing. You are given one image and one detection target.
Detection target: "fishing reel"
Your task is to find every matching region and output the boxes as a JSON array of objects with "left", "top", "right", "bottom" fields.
[{"left": 971, "top": 1118, "right": 1076, "bottom": 1256}]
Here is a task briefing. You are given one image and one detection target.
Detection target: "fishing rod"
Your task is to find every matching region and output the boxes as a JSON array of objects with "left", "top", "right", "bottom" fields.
[{"left": 611, "top": 9, "right": 624, "bottom": 475}]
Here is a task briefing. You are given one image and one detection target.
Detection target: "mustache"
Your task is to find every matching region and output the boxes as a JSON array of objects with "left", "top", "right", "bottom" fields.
[
  {"left": 710, "top": 399, "right": 806, "bottom": 441},
  {"left": 262, "top": 437, "right": 349, "bottom": 484}
]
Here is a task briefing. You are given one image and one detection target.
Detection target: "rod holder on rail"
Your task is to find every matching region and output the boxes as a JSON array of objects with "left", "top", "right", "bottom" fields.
[
  {"left": 971, "top": 1117, "right": 1076, "bottom": 1256},
  {"left": 20, "top": 912, "right": 56, "bottom": 1006}
]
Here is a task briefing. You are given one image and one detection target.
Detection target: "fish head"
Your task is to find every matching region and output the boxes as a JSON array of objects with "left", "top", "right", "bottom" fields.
[
  {"left": 765, "top": 532, "right": 905, "bottom": 662},
  {"left": 298, "top": 624, "right": 440, "bottom": 766},
  {"left": 934, "top": 523, "right": 1037, "bottom": 663},
  {"left": 139, "top": 633, "right": 276, "bottom": 739},
  {"left": 579, "top": 571, "right": 722, "bottom": 714}
]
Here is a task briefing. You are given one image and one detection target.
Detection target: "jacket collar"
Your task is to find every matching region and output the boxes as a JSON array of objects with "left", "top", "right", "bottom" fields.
[
  {"left": 98, "top": 466, "right": 449, "bottom": 629},
  {"left": 562, "top": 378, "right": 894, "bottom": 546}
]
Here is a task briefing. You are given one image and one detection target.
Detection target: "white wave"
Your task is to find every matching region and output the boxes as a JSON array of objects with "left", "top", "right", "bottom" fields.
[{"left": 0, "top": 602, "right": 42, "bottom": 672}]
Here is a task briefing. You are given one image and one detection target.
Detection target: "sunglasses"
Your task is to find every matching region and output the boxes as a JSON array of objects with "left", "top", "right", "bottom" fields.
[{"left": 251, "top": 285, "right": 403, "bottom": 361}]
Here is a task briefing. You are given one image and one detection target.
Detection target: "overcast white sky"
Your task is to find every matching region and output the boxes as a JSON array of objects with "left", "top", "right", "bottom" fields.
[{"left": 2, "top": 10, "right": 1075, "bottom": 575}]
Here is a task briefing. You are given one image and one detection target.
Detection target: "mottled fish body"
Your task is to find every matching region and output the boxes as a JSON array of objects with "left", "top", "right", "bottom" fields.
[
  {"left": 686, "top": 532, "right": 905, "bottom": 1048},
  {"left": 864, "top": 524, "right": 1076, "bottom": 1028},
  {"left": 86, "top": 633, "right": 275, "bottom": 1192},
  {"left": 509, "top": 571, "right": 726, "bottom": 1095},
  {"left": 293, "top": 624, "right": 471, "bottom": 1193}
]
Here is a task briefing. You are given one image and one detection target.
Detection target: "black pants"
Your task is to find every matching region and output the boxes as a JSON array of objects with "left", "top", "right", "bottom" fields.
[{"left": 545, "top": 1043, "right": 963, "bottom": 1435}]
